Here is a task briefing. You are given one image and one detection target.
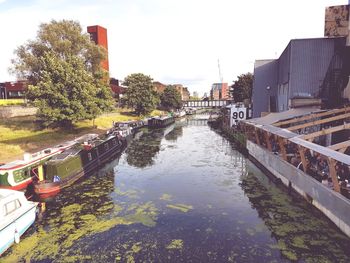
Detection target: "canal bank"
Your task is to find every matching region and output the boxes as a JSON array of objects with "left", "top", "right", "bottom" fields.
[
  {"left": 2, "top": 120, "right": 350, "bottom": 262},
  {"left": 238, "top": 107, "right": 350, "bottom": 239}
]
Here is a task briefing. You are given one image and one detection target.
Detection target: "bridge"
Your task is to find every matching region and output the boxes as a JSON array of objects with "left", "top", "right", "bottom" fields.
[{"left": 183, "top": 99, "right": 233, "bottom": 108}]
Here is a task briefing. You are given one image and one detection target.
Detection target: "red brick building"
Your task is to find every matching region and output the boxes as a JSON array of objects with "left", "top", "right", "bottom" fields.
[
  {"left": 153, "top": 81, "right": 166, "bottom": 93},
  {"left": 110, "top": 78, "right": 124, "bottom": 98},
  {"left": 0, "top": 81, "right": 27, "bottom": 99},
  {"left": 87, "top": 25, "right": 109, "bottom": 71},
  {"left": 210, "top": 83, "right": 229, "bottom": 100}
]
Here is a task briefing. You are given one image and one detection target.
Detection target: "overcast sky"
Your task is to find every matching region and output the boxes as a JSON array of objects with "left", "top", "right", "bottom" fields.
[{"left": 0, "top": 0, "right": 348, "bottom": 96}]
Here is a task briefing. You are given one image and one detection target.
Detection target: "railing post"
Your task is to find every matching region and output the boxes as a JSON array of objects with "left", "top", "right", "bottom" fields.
[
  {"left": 297, "top": 145, "right": 308, "bottom": 172},
  {"left": 328, "top": 157, "right": 340, "bottom": 193},
  {"left": 265, "top": 131, "right": 272, "bottom": 152},
  {"left": 278, "top": 137, "right": 287, "bottom": 161},
  {"left": 254, "top": 127, "right": 261, "bottom": 146}
]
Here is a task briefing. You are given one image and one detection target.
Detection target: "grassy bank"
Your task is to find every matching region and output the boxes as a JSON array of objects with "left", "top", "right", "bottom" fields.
[
  {"left": 0, "top": 109, "right": 160, "bottom": 163},
  {"left": 0, "top": 99, "right": 25, "bottom": 106}
]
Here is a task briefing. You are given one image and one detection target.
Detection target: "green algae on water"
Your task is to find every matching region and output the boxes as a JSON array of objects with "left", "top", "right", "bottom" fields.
[
  {"left": 166, "top": 239, "right": 183, "bottom": 250},
  {"left": 166, "top": 203, "right": 193, "bottom": 212},
  {"left": 159, "top": 193, "right": 172, "bottom": 201}
]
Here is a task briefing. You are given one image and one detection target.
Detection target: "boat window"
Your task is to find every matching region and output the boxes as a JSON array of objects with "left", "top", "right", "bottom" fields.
[
  {"left": 5, "top": 199, "right": 21, "bottom": 215},
  {"left": 105, "top": 143, "right": 109, "bottom": 150},
  {"left": 88, "top": 153, "right": 92, "bottom": 161}
]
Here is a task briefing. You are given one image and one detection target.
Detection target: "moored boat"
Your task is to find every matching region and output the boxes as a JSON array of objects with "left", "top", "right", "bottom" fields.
[
  {"left": 0, "top": 189, "right": 38, "bottom": 255},
  {"left": 174, "top": 110, "right": 186, "bottom": 118},
  {"left": 34, "top": 133, "right": 124, "bottom": 197},
  {"left": 112, "top": 121, "right": 138, "bottom": 143},
  {"left": 0, "top": 141, "right": 76, "bottom": 191},
  {"left": 148, "top": 116, "right": 175, "bottom": 128}
]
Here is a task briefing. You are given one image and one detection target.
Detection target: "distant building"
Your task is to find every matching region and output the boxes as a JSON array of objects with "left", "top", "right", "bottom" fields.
[
  {"left": 87, "top": 25, "right": 109, "bottom": 72},
  {"left": 173, "top": 84, "right": 190, "bottom": 101},
  {"left": 109, "top": 78, "right": 124, "bottom": 99},
  {"left": 153, "top": 81, "right": 166, "bottom": 93},
  {"left": 182, "top": 87, "right": 190, "bottom": 101},
  {"left": 0, "top": 81, "right": 27, "bottom": 99},
  {"left": 210, "top": 83, "right": 229, "bottom": 100}
]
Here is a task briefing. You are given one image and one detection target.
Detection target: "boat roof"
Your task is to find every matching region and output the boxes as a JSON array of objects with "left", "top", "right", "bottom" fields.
[
  {"left": 152, "top": 116, "right": 173, "bottom": 120},
  {"left": 0, "top": 189, "right": 22, "bottom": 201},
  {"left": 49, "top": 147, "right": 82, "bottom": 161},
  {"left": 0, "top": 147, "right": 63, "bottom": 170}
]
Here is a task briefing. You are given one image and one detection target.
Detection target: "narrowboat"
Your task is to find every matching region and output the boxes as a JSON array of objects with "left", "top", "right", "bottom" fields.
[
  {"left": 34, "top": 133, "right": 124, "bottom": 197},
  {"left": 148, "top": 116, "right": 175, "bottom": 128},
  {"left": 113, "top": 120, "right": 144, "bottom": 143},
  {"left": 0, "top": 141, "right": 76, "bottom": 191},
  {"left": 174, "top": 110, "right": 186, "bottom": 118},
  {"left": 0, "top": 189, "right": 38, "bottom": 255},
  {"left": 186, "top": 108, "right": 196, "bottom": 115}
]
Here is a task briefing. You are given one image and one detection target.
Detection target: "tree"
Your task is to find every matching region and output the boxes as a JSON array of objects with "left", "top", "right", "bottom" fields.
[
  {"left": 11, "top": 19, "right": 113, "bottom": 127},
  {"left": 123, "top": 73, "right": 160, "bottom": 115},
  {"left": 160, "top": 85, "right": 182, "bottom": 110},
  {"left": 230, "top": 73, "right": 253, "bottom": 103}
]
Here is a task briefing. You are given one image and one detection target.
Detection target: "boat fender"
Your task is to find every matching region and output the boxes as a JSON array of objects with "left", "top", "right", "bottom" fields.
[
  {"left": 53, "top": 175, "right": 61, "bottom": 182},
  {"left": 14, "top": 229, "right": 20, "bottom": 244}
]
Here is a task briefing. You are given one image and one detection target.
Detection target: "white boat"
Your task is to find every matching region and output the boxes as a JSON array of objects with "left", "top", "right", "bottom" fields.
[
  {"left": 0, "top": 189, "right": 38, "bottom": 255},
  {"left": 174, "top": 110, "right": 186, "bottom": 118}
]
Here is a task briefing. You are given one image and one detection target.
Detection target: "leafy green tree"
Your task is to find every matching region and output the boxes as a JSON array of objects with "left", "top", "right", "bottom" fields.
[
  {"left": 231, "top": 72, "right": 253, "bottom": 102},
  {"left": 11, "top": 19, "right": 113, "bottom": 127},
  {"left": 123, "top": 73, "right": 160, "bottom": 115},
  {"left": 160, "top": 85, "right": 182, "bottom": 110}
]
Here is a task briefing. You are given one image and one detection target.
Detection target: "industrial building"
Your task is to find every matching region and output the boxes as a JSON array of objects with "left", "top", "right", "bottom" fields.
[
  {"left": 252, "top": 4, "right": 350, "bottom": 118},
  {"left": 87, "top": 25, "right": 109, "bottom": 72}
]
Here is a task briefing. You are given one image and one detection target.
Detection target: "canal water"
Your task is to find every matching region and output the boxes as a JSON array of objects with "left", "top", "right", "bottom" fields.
[{"left": 3, "top": 118, "right": 350, "bottom": 262}]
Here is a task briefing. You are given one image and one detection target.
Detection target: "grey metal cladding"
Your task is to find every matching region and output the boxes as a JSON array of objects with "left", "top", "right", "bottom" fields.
[
  {"left": 289, "top": 38, "right": 336, "bottom": 98},
  {"left": 252, "top": 60, "right": 278, "bottom": 118},
  {"left": 278, "top": 42, "right": 291, "bottom": 85}
]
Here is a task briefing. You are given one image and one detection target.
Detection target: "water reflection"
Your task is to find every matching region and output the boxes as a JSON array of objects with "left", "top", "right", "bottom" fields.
[
  {"left": 125, "top": 125, "right": 176, "bottom": 168},
  {"left": 241, "top": 162, "right": 350, "bottom": 262},
  {"left": 164, "top": 125, "right": 183, "bottom": 141}
]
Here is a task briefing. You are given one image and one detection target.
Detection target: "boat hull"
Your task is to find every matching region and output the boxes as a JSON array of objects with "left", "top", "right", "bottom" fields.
[{"left": 0, "top": 177, "right": 34, "bottom": 191}]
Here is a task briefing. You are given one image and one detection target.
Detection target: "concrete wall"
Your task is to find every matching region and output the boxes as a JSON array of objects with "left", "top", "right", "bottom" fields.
[
  {"left": 247, "top": 140, "right": 350, "bottom": 237},
  {"left": 0, "top": 106, "right": 37, "bottom": 118}
]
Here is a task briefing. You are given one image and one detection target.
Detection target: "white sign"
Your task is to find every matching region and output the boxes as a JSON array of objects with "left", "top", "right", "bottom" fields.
[{"left": 230, "top": 106, "right": 246, "bottom": 126}]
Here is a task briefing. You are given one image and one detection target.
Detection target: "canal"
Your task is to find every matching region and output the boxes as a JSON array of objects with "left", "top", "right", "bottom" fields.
[{"left": 3, "top": 118, "right": 350, "bottom": 262}]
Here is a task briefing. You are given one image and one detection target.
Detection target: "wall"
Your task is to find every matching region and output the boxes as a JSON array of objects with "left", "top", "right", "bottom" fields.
[
  {"left": 0, "top": 106, "right": 37, "bottom": 118},
  {"left": 247, "top": 140, "right": 350, "bottom": 237},
  {"left": 289, "top": 38, "right": 338, "bottom": 99},
  {"left": 324, "top": 5, "right": 349, "bottom": 42},
  {"left": 252, "top": 60, "right": 278, "bottom": 117}
]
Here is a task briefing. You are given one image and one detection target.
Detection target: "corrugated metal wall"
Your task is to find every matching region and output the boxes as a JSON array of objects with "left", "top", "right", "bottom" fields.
[
  {"left": 252, "top": 60, "right": 278, "bottom": 118},
  {"left": 289, "top": 38, "right": 336, "bottom": 98},
  {"left": 252, "top": 38, "right": 347, "bottom": 117}
]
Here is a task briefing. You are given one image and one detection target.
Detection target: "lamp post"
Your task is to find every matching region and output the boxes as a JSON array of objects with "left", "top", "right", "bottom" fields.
[{"left": 266, "top": 86, "right": 271, "bottom": 112}]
